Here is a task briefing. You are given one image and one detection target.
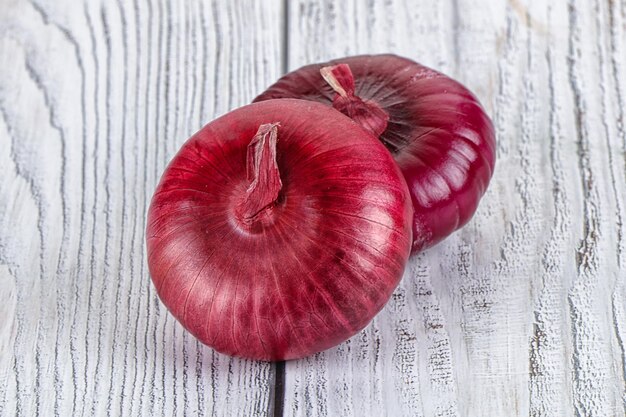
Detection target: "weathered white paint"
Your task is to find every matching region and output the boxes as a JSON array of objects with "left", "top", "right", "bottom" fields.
[
  {"left": 285, "top": 0, "right": 626, "bottom": 416},
  {"left": 0, "top": 0, "right": 283, "bottom": 416},
  {"left": 0, "top": 0, "right": 624, "bottom": 416}
]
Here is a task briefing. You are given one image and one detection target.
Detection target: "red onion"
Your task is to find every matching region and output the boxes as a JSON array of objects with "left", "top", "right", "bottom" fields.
[
  {"left": 255, "top": 54, "right": 496, "bottom": 251},
  {"left": 146, "top": 99, "right": 412, "bottom": 361}
]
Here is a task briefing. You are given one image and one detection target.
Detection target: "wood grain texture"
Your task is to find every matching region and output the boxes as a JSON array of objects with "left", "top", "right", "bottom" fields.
[
  {"left": 0, "top": 0, "right": 625, "bottom": 416},
  {"left": 0, "top": 0, "right": 283, "bottom": 416},
  {"left": 284, "top": 0, "right": 626, "bottom": 416}
]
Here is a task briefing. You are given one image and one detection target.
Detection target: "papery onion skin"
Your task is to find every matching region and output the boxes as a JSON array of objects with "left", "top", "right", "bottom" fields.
[
  {"left": 254, "top": 54, "right": 496, "bottom": 252},
  {"left": 146, "top": 99, "right": 412, "bottom": 361}
]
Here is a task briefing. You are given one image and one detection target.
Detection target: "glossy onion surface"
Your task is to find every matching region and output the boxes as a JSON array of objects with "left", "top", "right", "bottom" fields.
[
  {"left": 146, "top": 99, "right": 412, "bottom": 361},
  {"left": 255, "top": 54, "right": 496, "bottom": 252}
]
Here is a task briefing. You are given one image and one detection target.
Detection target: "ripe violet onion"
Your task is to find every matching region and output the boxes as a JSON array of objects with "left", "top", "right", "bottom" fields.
[
  {"left": 146, "top": 100, "right": 412, "bottom": 361},
  {"left": 255, "top": 54, "right": 496, "bottom": 252}
]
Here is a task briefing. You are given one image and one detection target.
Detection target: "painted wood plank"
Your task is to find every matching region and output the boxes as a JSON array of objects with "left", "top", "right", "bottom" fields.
[
  {"left": 284, "top": 0, "right": 626, "bottom": 416},
  {"left": 0, "top": 0, "right": 284, "bottom": 416}
]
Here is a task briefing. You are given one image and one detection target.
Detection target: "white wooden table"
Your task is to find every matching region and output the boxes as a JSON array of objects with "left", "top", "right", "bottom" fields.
[{"left": 1, "top": 0, "right": 625, "bottom": 415}]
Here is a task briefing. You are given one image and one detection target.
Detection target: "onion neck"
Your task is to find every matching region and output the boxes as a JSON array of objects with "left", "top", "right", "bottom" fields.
[
  {"left": 320, "top": 64, "right": 389, "bottom": 137},
  {"left": 237, "top": 123, "right": 282, "bottom": 225}
]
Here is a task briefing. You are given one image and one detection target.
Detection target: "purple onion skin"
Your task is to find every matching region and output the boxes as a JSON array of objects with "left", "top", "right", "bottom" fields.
[
  {"left": 254, "top": 54, "right": 496, "bottom": 252},
  {"left": 146, "top": 99, "right": 412, "bottom": 361}
]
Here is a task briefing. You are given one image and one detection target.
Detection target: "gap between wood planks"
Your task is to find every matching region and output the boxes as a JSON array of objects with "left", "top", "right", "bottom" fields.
[
  {"left": 272, "top": 360, "right": 286, "bottom": 417},
  {"left": 270, "top": 1, "right": 289, "bottom": 416}
]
